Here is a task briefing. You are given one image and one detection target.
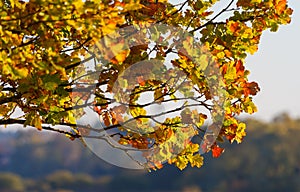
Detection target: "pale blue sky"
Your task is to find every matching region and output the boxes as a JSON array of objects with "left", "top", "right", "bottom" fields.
[{"left": 245, "top": 0, "right": 300, "bottom": 121}]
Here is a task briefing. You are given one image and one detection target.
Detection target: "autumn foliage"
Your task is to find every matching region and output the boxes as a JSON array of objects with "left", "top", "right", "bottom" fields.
[{"left": 0, "top": 0, "right": 293, "bottom": 170}]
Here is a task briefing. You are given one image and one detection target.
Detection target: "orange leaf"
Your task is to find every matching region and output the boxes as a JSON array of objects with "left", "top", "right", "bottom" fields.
[
  {"left": 110, "top": 111, "right": 118, "bottom": 125},
  {"left": 137, "top": 76, "right": 146, "bottom": 86},
  {"left": 235, "top": 60, "right": 245, "bottom": 76},
  {"left": 201, "top": 11, "right": 213, "bottom": 17},
  {"left": 154, "top": 161, "right": 163, "bottom": 169},
  {"left": 224, "top": 49, "right": 232, "bottom": 58},
  {"left": 102, "top": 112, "right": 111, "bottom": 126},
  {"left": 94, "top": 106, "right": 101, "bottom": 115},
  {"left": 275, "top": 0, "right": 287, "bottom": 14},
  {"left": 228, "top": 21, "right": 240, "bottom": 33}
]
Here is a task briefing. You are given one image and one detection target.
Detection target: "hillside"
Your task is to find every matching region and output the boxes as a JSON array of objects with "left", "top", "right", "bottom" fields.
[{"left": 0, "top": 113, "right": 300, "bottom": 192}]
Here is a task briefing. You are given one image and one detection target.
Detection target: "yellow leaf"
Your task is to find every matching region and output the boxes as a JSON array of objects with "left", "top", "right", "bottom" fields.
[
  {"left": 224, "top": 66, "right": 236, "bottom": 80},
  {"left": 102, "top": 21, "right": 118, "bottom": 35},
  {"left": 235, "top": 122, "right": 246, "bottom": 143},
  {"left": 33, "top": 116, "right": 42, "bottom": 131},
  {"left": 248, "top": 45, "right": 258, "bottom": 55},
  {"left": 175, "top": 156, "right": 188, "bottom": 170},
  {"left": 130, "top": 107, "right": 146, "bottom": 118},
  {"left": 119, "top": 138, "right": 129, "bottom": 145},
  {"left": 67, "top": 111, "right": 77, "bottom": 124},
  {"left": 216, "top": 51, "right": 225, "bottom": 59},
  {"left": 190, "top": 154, "right": 204, "bottom": 168},
  {"left": 111, "top": 49, "right": 130, "bottom": 64}
]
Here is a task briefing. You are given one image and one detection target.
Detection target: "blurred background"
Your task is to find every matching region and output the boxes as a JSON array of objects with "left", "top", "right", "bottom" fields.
[
  {"left": 1, "top": 115, "right": 300, "bottom": 192},
  {"left": 1, "top": 1, "right": 300, "bottom": 192}
]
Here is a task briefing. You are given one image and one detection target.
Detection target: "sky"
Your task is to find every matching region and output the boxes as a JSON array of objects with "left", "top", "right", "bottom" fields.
[{"left": 244, "top": 0, "right": 300, "bottom": 121}]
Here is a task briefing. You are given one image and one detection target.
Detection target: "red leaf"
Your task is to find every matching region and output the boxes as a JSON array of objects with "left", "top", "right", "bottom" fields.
[
  {"left": 211, "top": 145, "right": 224, "bottom": 158},
  {"left": 243, "top": 81, "right": 260, "bottom": 96}
]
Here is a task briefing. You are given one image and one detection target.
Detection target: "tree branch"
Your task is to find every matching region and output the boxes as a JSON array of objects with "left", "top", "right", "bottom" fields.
[
  {"left": 0, "top": 94, "right": 21, "bottom": 105},
  {"left": 0, "top": 119, "right": 81, "bottom": 139},
  {"left": 190, "top": 0, "right": 235, "bottom": 33}
]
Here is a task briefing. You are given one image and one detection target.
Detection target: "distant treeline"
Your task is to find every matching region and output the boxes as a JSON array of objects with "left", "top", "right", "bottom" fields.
[{"left": 0, "top": 113, "right": 300, "bottom": 192}]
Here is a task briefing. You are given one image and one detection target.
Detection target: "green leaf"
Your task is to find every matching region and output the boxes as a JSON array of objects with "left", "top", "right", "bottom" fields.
[{"left": 24, "top": 112, "right": 42, "bottom": 130}]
